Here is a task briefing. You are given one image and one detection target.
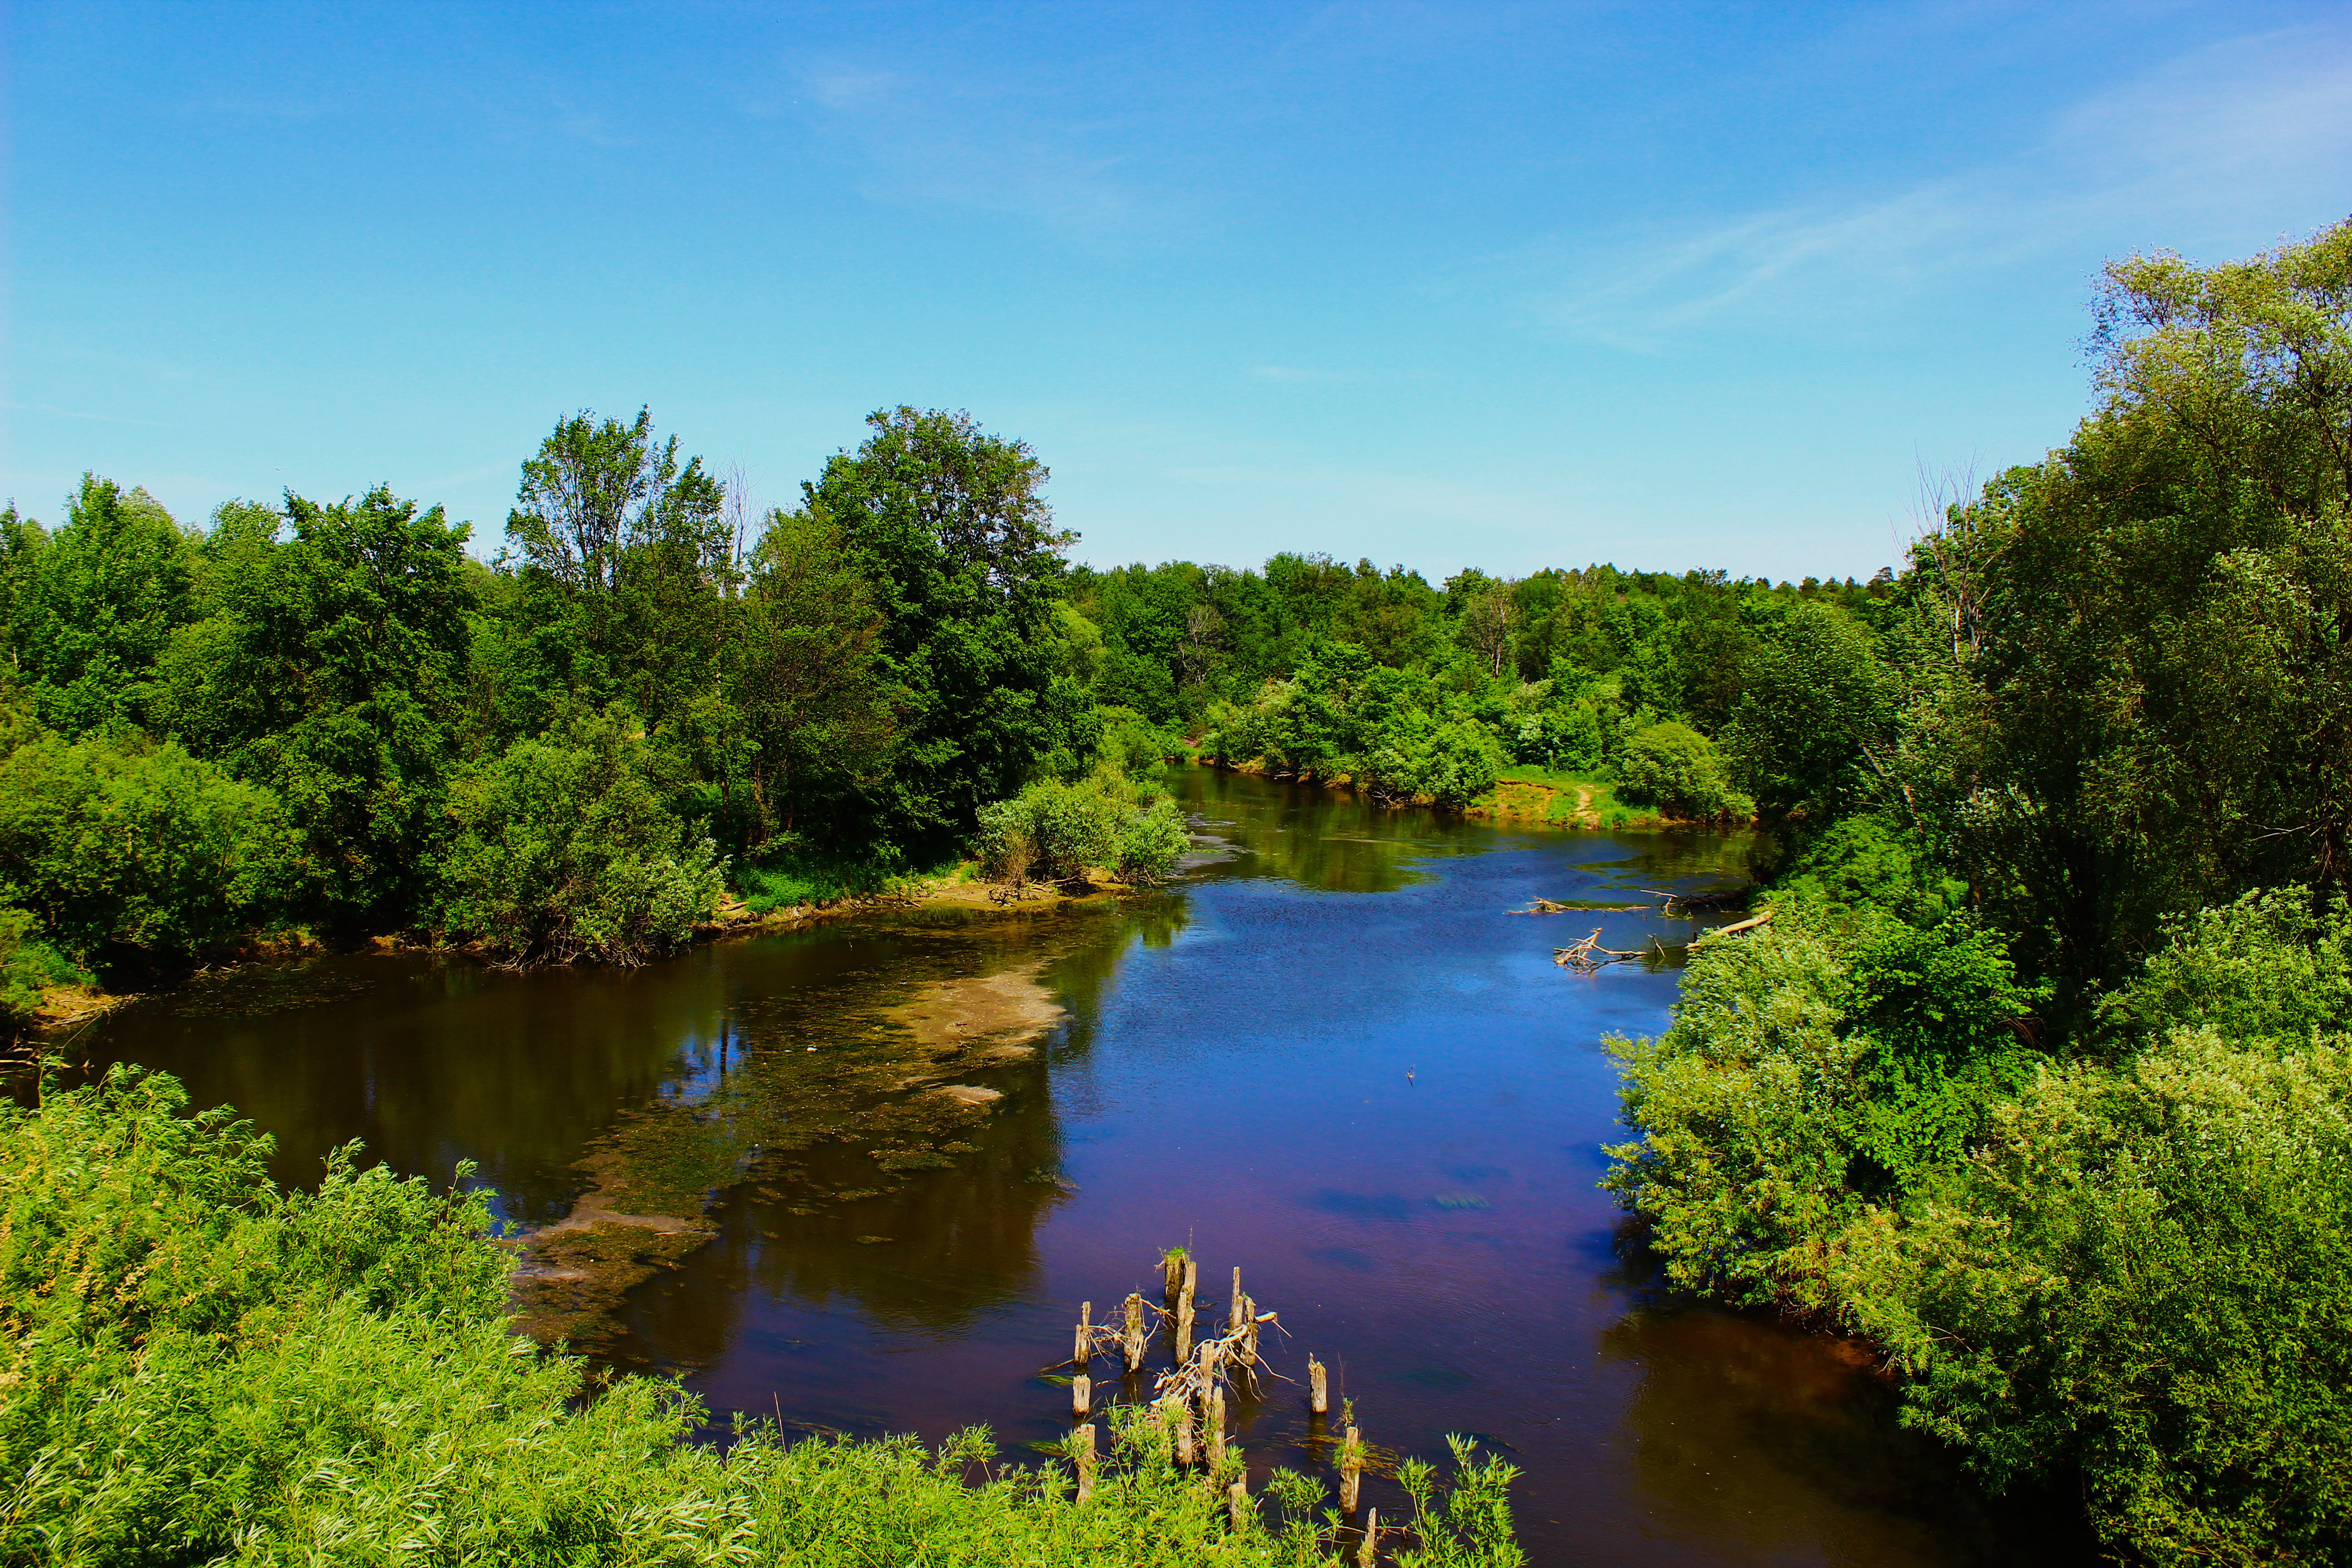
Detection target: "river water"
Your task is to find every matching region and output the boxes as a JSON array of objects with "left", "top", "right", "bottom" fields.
[{"left": 72, "top": 768, "right": 2087, "bottom": 1566}]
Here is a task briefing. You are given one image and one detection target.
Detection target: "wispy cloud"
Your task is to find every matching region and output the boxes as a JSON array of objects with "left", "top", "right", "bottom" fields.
[
  {"left": 784, "top": 56, "right": 1200, "bottom": 244},
  {"left": 1504, "top": 25, "right": 2352, "bottom": 351}
]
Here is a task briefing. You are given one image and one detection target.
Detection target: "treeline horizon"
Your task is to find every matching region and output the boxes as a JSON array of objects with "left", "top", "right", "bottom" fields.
[{"left": 0, "top": 383, "right": 1897, "bottom": 1017}]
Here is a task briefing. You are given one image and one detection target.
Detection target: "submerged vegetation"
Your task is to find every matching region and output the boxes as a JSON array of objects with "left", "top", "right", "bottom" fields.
[{"left": 1603, "top": 220, "right": 2352, "bottom": 1564}]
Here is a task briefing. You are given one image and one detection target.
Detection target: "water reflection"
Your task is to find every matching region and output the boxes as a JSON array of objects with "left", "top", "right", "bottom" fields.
[{"left": 55, "top": 768, "right": 2087, "bottom": 1567}]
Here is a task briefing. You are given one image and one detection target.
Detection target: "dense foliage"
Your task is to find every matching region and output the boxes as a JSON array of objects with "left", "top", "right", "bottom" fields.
[
  {"left": 1081, "top": 554, "right": 1890, "bottom": 816},
  {"left": 1603, "top": 219, "right": 2352, "bottom": 1565},
  {"left": 0, "top": 408, "right": 1103, "bottom": 1023},
  {"left": 0, "top": 1067, "right": 1526, "bottom": 1566},
  {"left": 0, "top": 393, "right": 1893, "bottom": 1031}
]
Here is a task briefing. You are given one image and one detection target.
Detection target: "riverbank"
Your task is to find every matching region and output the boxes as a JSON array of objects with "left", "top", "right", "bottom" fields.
[
  {"left": 5, "top": 1063, "right": 1528, "bottom": 1565},
  {"left": 1197, "top": 755, "right": 1722, "bottom": 833}
]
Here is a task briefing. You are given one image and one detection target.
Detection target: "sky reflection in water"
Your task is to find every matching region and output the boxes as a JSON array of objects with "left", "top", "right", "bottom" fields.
[{"left": 78, "top": 769, "right": 2088, "bottom": 1567}]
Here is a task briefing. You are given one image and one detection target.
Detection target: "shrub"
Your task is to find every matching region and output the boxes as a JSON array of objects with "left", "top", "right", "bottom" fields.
[
  {"left": 1615, "top": 721, "right": 1750, "bottom": 819},
  {"left": 974, "top": 776, "right": 1192, "bottom": 885},
  {"left": 434, "top": 710, "right": 723, "bottom": 965},
  {"left": 1612, "top": 887, "right": 2352, "bottom": 1566},
  {"left": 0, "top": 729, "right": 294, "bottom": 962},
  {"left": 1362, "top": 713, "right": 1506, "bottom": 811},
  {"left": 1834, "top": 1028, "right": 2352, "bottom": 1563}
]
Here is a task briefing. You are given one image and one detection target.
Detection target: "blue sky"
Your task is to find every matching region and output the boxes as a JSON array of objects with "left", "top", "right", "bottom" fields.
[{"left": 4, "top": 3, "right": 2346, "bottom": 581}]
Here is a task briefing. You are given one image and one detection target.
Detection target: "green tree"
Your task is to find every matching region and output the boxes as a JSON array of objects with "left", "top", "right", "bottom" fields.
[
  {"left": 501, "top": 408, "right": 731, "bottom": 729},
  {"left": 158, "top": 488, "right": 475, "bottom": 927},
  {"left": 1616, "top": 721, "right": 1746, "bottom": 818},
  {"left": 725, "top": 506, "right": 899, "bottom": 848},
  {"left": 803, "top": 407, "right": 1080, "bottom": 843},
  {"left": 6, "top": 476, "right": 196, "bottom": 735},
  {"left": 1896, "top": 219, "right": 2352, "bottom": 997},
  {"left": 0, "top": 730, "right": 293, "bottom": 964},
  {"left": 1721, "top": 600, "right": 1895, "bottom": 815}
]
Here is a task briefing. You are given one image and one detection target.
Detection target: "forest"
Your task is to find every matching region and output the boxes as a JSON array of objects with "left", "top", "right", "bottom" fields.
[
  {"left": 5, "top": 220, "right": 2351, "bottom": 1564},
  {"left": 0, "top": 392, "right": 1880, "bottom": 1022}
]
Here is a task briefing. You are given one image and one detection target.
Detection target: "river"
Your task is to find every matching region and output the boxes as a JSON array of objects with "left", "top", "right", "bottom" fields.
[{"left": 72, "top": 767, "right": 2088, "bottom": 1566}]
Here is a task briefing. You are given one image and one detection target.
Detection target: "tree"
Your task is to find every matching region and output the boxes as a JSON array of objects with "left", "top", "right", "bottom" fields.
[
  {"left": 159, "top": 488, "right": 476, "bottom": 926},
  {"left": 1722, "top": 601, "right": 1894, "bottom": 815},
  {"left": 725, "top": 506, "right": 898, "bottom": 848},
  {"left": 6, "top": 476, "right": 196, "bottom": 735},
  {"left": 1917, "top": 217, "right": 2352, "bottom": 996},
  {"left": 502, "top": 409, "right": 730, "bottom": 727},
  {"left": 802, "top": 407, "right": 1079, "bottom": 843},
  {"left": 1617, "top": 721, "right": 1746, "bottom": 818},
  {"left": 433, "top": 709, "right": 722, "bottom": 966},
  {"left": 0, "top": 730, "right": 293, "bottom": 965}
]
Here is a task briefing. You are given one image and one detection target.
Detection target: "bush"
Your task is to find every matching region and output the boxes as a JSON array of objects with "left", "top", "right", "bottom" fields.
[
  {"left": 433, "top": 711, "right": 723, "bottom": 965},
  {"left": 0, "top": 904, "right": 88, "bottom": 1033},
  {"left": 0, "top": 729, "right": 294, "bottom": 963},
  {"left": 1615, "top": 721, "right": 1750, "bottom": 819},
  {"left": 1611, "top": 888, "right": 2352, "bottom": 1565},
  {"left": 974, "top": 775, "right": 1191, "bottom": 885},
  {"left": 1834, "top": 1028, "right": 2352, "bottom": 1563},
  {"left": 1362, "top": 713, "right": 1505, "bottom": 811},
  {"left": 0, "top": 1067, "right": 1529, "bottom": 1565}
]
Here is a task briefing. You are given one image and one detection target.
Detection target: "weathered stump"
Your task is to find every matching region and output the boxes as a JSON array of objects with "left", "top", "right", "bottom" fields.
[{"left": 1122, "top": 1292, "right": 1146, "bottom": 1373}]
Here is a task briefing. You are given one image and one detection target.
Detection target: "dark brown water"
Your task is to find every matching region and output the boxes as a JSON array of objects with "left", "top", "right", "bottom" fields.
[{"left": 69, "top": 768, "right": 2089, "bottom": 1566}]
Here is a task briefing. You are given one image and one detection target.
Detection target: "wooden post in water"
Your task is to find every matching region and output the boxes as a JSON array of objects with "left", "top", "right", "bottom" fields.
[
  {"left": 1173, "top": 1396, "right": 1198, "bottom": 1468},
  {"left": 1357, "top": 1506, "right": 1378, "bottom": 1566},
  {"left": 1240, "top": 1296, "right": 1259, "bottom": 1370},
  {"left": 1227, "top": 1475, "right": 1249, "bottom": 1530},
  {"left": 1072, "top": 1373, "right": 1092, "bottom": 1418},
  {"left": 1074, "top": 1301, "right": 1091, "bottom": 1367},
  {"left": 1205, "top": 1386, "right": 1226, "bottom": 1468},
  {"left": 1176, "top": 1259, "right": 1198, "bottom": 1362},
  {"left": 1308, "top": 1354, "right": 1328, "bottom": 1414},
  {"left": 1229, "top": 1265, "right": 1245, "bottom": 1332},
  {"left": 1162, "top": 1248, "right": 1184, "bottom": 1310},
  {"left": 1122, "top": 1293, "right": 1146, "bottom": 1373},
  {"left": 1339, "top": 1425, "right": 1362, "bottom": 1512},
  {"left": 1075, "top": 1422, "right": 1097, "bottom": 1503}
]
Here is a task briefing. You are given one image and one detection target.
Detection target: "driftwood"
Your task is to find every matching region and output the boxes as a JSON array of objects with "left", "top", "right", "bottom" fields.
[
  {"left": 1642, "top": 886, "right": 1751, "bottom": 914},
  {"left": 1557, "top": 907, "right": 1774, "bottom": 970},
  {"left": 1553, "top": 927, "right": 1665, "bottom": 973},
  {"left": 1514, "top": 883, "right": 1751, "bottom": 917},
  {"left": 1695, "top": 908, "right": 1773, "bottom": 940}
]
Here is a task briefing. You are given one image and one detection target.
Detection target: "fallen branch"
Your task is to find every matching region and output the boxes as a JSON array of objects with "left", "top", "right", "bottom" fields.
[
  {"left": 1695, "top": 908, "right": 1773, "bottom": 940},
  {"left": 1553, "top": 928, "right": 1665, "bottom": 973}
]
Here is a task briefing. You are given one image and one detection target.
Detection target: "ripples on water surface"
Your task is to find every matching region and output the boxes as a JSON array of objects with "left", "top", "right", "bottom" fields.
[{"left": 77, "top": 768, "right": 2090, "bottom": 1567}]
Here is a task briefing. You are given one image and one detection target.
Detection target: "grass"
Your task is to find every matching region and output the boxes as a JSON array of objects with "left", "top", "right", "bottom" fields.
[{"left": 733, "top": 845, "right": 962, "bottom": 913}]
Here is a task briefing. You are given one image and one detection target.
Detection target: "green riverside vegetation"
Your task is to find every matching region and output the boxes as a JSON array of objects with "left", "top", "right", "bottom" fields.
[
  {"left": 6, "top": 218, "right": 2349, "bottom": 1563},
  {"left": 0, "top": 1067, "right": 1525, "bottom": 1566},
  {"left": 1603, "top": 222, "right": 2352, "bottom": 1564}
]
